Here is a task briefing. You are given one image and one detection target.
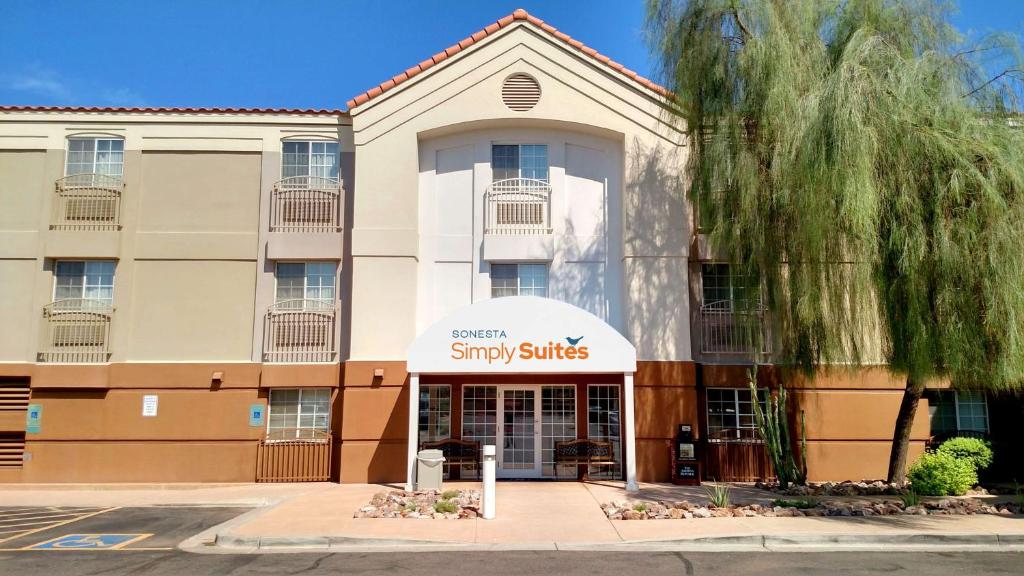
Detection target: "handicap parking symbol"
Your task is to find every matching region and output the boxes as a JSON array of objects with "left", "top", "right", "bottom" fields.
[{"left": 28, "top": 533, "right": 151, "bottom": 550}]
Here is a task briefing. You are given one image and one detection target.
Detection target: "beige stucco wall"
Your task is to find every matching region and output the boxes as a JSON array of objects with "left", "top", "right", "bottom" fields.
[
  {"left": 348, "top": 22, "right": 689, "bottom": 362},
  {"left": 0, "top": 259, "right": 38, "bottom": 360}
]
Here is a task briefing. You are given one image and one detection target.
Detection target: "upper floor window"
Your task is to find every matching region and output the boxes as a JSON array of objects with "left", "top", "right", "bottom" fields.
[
  {"left": 491, "top": 263, "right": 548, "bottom": 298},
  {"left": 927, "top": 390, "right": 989, "bottom": 436},
  {"left": 66, "top": 138, "right": 124, "bottom": 177},
  {"left": 492, "top": 144, "right": 548, "bottom": 181},
  {"left": 275, "top": 262, "right": 336, "bottom": 309},
  {"left": 282, "top": 141, "right": 339, "bottom": 181},
  {"left": 53, "top": 260, "right": 115, "bottom": 307},
  {"left": 701, "top": 263, "right": 760, "bottom": 309}
]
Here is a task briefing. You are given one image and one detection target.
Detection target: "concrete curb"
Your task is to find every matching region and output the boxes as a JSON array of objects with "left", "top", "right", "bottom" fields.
[{"left": 203, "top": 530, "right": 1024, "bottom": 554}]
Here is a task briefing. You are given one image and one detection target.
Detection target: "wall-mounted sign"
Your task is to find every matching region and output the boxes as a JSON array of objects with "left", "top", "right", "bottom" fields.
[
  {"left": 407, "top": 296, "right": 636, "bottom": 374},
  {"left": 142, "top": 395, "right": 158, "bottom": 417},
  {"left": 249, "top": 404, "right": 266, "bottom": 427},
  {"left": 26, "top": 403, "right": 42, "bottom": 434}
]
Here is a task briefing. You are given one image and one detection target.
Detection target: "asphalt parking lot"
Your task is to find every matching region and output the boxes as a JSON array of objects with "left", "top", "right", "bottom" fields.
[{"left": 0, "top": 505, "right": 249, "bottom": 551}]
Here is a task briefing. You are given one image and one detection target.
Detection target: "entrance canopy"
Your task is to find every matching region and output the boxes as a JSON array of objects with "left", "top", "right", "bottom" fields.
[{"left": 407, "top": 296, "right": 636, "bottom": 374}]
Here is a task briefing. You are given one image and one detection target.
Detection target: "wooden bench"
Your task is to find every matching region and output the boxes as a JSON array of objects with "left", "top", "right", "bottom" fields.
[
  {"left": 420, "top": 438, "right": 481, "bottom": 473},
  {"left": 554, "top": 439, "right": 616, "bottom": 466}
]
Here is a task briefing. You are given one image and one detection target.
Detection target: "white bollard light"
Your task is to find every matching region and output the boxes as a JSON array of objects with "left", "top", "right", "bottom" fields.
[{"left": 482, "top": 444, "right": 496, "bottom": 519}]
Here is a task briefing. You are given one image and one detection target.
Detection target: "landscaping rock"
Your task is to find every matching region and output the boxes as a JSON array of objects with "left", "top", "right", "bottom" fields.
[{"left": 354, "top": 489, "right": 481, "bottom": 519}]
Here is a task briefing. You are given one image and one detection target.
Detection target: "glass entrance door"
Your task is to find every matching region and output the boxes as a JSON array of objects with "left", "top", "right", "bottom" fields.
[{"left": 497, "top": 387, "right": 541, "bottom": 478}]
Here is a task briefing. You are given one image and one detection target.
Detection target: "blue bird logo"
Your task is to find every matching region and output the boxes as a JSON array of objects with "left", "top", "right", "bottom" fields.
[{"left": 565, "top": 336, "right": 584, "bottom": 347}]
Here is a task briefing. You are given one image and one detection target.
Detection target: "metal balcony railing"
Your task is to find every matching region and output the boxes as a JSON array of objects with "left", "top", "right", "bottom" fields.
[
  {"left": 38, "top": 299, "right": 114, "bottom": 363},
  {"left": 53, "top": 173, "right": 124, "bottom": 231},
  {"left": 699, "top": 300, "right": 771, "bottom": 355},
  {"left": 270, "top": 176, "right": 342, "bottom": 233},
  {"left": 263, "top": 299, "right": 338, "bottom": 363},
  {"left": 484, "top": 178, "right": 552, "bottom": 235}
]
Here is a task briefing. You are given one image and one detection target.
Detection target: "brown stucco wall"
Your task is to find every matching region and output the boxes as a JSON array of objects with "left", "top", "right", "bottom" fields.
[
  {"left": 1, "top": 362, "right": 340, "bottom": 483},
  {"left": 634, "top": 361, "right": 698, "bottom": 482},
  {"left": 701, "top": 364, "right": 930, "bottom": 482}
]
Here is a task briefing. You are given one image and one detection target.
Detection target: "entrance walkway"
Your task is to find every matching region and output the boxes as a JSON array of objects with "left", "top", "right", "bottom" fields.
[{"left": 218, "top": 481, "right": 1024, "bottom": 548}]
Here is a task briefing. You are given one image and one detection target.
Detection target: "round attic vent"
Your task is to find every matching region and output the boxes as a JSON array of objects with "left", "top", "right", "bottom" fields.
[{"left": 502, "top": 74, "right": 541, "bottom": 112}]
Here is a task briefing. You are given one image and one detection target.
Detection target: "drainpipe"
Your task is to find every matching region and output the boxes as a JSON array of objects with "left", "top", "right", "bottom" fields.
[
  {"left": 624, "top": 371, "right": 638, "bottom": 491},
  {"left": 406, "top": 372, "right": 420, "bottom": 492}
]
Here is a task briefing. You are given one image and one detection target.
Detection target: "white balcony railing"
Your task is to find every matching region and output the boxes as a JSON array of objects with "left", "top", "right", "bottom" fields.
[
  {"left": 270, "top": 176, "right": 342, "bottom": 233},
  {"left": 38, "top": 299, "right": 114, "bottom": 363},
  {"left": 263, "top": 299, "right": 338, "bottom": 363},
  {"left": 484, "top": 178, "right": 552, "bottom": 235},
  {"left": 699, "top": 300, "right": 771, "bottom": 355},
  {"left": 53, "top": 173, "right": 124, "bottom": 231}
]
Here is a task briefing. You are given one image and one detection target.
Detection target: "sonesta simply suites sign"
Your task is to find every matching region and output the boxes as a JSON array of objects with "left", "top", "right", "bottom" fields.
[{"left": 407, "top": 296, "right": 637, "bottom": 374}]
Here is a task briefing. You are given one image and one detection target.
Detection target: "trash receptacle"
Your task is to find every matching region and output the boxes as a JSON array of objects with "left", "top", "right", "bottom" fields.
[{"left": 416, "top": 449, "right": 445, "bottom": 491}]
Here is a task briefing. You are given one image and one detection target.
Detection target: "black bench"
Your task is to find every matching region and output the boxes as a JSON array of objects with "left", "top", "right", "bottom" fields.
[
  {"left": 554, "top": 439, "right": 616, "bottom": 466},
  {"left": 420, "top": 438, "right": 481, "bottom": 470}
]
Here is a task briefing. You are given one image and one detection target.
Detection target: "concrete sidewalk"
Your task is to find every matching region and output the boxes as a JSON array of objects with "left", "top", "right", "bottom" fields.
[
  {"left": 205, "top": 481, "right": 1024, "bottom": 552},
  {"left": 2, "top": 481, "right": 1021, "bottom": 552}
]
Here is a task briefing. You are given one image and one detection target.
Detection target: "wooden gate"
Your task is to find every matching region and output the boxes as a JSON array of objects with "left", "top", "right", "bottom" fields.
[
  {"left": 256, "top": 430, "right": 333, "bottom": 482},
  {"left": 703, "top": 441, "right": 773, "bottom": 482}
]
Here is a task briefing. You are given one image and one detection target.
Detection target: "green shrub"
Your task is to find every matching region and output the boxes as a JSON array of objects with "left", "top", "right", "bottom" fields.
[
  {"left": 633, "top": 503, "right": 648, "bottom": 513},
  {"left": 908, "top": 451, "right": 978, "bottom": 496},
  {"left": 704, "top": 483, "right": 731, "bottom": 508},
  {"left": 900, "top": 488, "right": 920, "bottom": 507},
  {"left": 440, "top": 490, "right": 460, "bottom": 501},
  {"left": 771, "top": 498, "right": 818, "bottom": 509},
  {"left": 434, "top": 500, "right": 458, "bottom": 514},
  {"left": 937, "top": 437, "right": 993, "bottom": 471}
]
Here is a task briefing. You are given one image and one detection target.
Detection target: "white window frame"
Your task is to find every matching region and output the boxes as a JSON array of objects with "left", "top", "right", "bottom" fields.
[
  {"left": 700, "top": 263, "right": 760, "bottom": 310},
  {"left": 951, "top": 391, "right": 989, "bottom": 433},
  {"left": 266, "top": 388, "right": 332, "bottom": 441},
  {"left": 705, "top": 387, "right": 768, "bottom": 443},
  {"left": 65, "top": 137, "right": 125, "bottom": 177},
  {"left": 491, "top": 143, "right": 549, "bottom": 182},
  {"left": 281, "top": 140, "right": 340, "bottom": 181},
  {"left": 52, "top": 260, "right": 116, "bottom": 306},
  {"left": 274, "top": 261, "right": 337, "bottom": 309},
  {"left": 490, "top": 263, "right": 548, "bottom": 298}
]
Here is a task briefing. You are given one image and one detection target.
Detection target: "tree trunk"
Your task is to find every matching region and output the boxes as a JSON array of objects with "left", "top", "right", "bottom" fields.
[{"left": 887, "top": 376, "right": 925, "bottom": 484}]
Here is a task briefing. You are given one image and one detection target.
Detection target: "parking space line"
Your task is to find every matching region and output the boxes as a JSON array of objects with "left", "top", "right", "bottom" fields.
[
  {"left": 0, "top": 507, "right": 119, "bottom": 545},
  {"left": 0, "top": 514, "right": 100, "bottom": 526},
  {"left": 0, "top": 509, "right": 103, "bottom": 519}
]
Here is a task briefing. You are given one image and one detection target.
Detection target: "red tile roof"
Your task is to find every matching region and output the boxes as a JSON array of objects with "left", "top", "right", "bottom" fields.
[
  {"left": 0, "top": 105, "right": 346, "bottom": 116},
  {"left": 346, "top": 8, "right": 668, "bottom": 109}
]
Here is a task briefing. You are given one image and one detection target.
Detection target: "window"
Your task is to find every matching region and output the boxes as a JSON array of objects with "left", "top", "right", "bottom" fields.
[
  {"left": 928, "top": 390, "right": 989, "bottom": 436},
  {"left": 418, "top": 385, "right": 451, "bottom": 445},
  {"left": 491, "top": 264, "right": 548, "bottom": 297},
  {"left": 282, "top": 141, "right": 340, "bottom": 181},
  {"left": 587, "top": 384, "right": 622, "bottom": 479},
  {"left": 492, "top": 144, "right": 548, "bottom": 181},
  {"left": 541, "top": 385, "right": 576, "bottom": 478},
  {"left": 706, "top": 388, "right": 767, "bottom": 442},
  {"left": 461, "top": 385, "right": 498, "bottom": 478},
  {"left": 275, "top": 262, "right": 337, "bottom": 309},
  {"left": 66, "top": 138, "right": 124, "bottom": 177},
  {"left": 267, "top": 388, "right": 331, "bottom": 440},
  {"left": 701, "top": 263, "right": 759, "bottom": 309},
  {"left": 53, "top": 261, "right": 115, "bottom": 307}
]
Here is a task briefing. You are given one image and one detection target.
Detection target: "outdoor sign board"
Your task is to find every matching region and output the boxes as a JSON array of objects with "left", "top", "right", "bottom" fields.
[
  {"left": 407, "top": 296, "right": 636, "bottom": 374},
  {"left": 249, "top": 403, "right": 265, "bottom": 427}
]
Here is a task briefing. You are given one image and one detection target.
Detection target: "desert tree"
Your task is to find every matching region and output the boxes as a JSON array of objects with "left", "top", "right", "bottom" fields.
[{"left": 646, "top": 0, "right": 1024, "bottom": 482}]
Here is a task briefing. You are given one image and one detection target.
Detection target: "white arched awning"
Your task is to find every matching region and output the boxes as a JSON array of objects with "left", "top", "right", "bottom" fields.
[
  {"left": 405, "top": 296, "right": 639, "bottom": 492},
  {"left": 406, "top": 296, "right": 636, "bottom": 374}
]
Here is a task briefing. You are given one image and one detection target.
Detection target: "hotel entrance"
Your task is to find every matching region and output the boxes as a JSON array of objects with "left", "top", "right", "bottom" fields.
[
  {"left": 407, "top": 296, "right": 638, "bottom": 490},
  {"left": 418, "top": 381, "right": 623, "bottom": 481}
]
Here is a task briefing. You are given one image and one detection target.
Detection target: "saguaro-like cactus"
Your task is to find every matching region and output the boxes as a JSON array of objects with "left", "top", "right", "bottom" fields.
[{"left": 748, "top": 366, "right": 807, "bottom": 488}]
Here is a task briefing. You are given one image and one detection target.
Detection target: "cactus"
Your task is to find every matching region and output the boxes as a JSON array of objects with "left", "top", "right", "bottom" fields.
[{"left": 748, "top": 365, "right": 807, "bottom": 489}]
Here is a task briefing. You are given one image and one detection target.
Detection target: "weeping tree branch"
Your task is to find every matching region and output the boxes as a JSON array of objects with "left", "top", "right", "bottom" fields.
[{"left": 962, "top": 68, "right": 1024, "bottom": 98}]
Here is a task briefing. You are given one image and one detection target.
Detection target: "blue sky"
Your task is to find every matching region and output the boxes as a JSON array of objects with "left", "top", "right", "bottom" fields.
[{"left": 1, "top": 0, "right": 1021, "bottom": 110}]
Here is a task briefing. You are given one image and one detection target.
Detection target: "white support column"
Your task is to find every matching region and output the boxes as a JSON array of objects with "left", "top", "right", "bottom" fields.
[
  {"left": 406, "top": 372, "right": 420, "bottom": 492},
  {"left": 623, "top": 371, "right": 639, "bottom": 492}
]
